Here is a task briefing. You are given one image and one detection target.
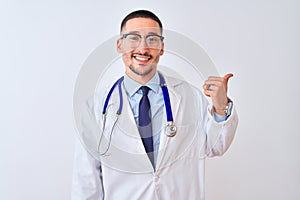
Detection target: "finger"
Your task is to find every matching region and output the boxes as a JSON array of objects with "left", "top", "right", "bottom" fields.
[
  {"left": 207, "top": 73, "right": 234, "bottom": 81},
  {"left": 204, "top": 90, "right": 211, "bottom": 97},
  {"left": 203, "top": 82, "right": 215, "bottom": 90},
  {"left": 204, "top": 80, "right": 223, "bottom": 86},
  {"left": 203, "top": 84, "right": 219, "bottom": 97},
  {"left": 202, "top": 84, "right": 211, "bottom": 97},
  {"left": 207, "top": 76, "right": 222, "bottom": 81}
]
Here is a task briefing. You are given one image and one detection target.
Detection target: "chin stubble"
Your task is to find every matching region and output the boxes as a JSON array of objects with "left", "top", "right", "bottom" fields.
[{"left": 129, "top": 64, "right": 154, "bottom": 76}]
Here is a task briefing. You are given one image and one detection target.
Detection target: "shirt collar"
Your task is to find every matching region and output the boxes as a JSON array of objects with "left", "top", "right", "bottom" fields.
[{"left": 124, "top": 72, "right": 160, "bottom": 97}]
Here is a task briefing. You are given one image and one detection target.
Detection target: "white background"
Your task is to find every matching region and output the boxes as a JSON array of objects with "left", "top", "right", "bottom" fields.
[{"left": 1, "top": 0, "right": 299, "bottom": 199}]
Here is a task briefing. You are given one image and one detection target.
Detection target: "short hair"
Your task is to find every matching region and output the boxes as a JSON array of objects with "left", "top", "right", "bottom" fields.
[{"left": 120, "top": 10, "right": 163, "bottom": 34}]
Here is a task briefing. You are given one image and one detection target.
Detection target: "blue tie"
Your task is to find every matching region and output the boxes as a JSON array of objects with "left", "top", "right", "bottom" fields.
[{"left": 138, "top": 86, "right": 154, "bottom": 166}]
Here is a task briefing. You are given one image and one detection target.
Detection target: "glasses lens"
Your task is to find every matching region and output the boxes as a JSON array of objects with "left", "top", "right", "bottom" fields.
[
  {"left": 126, "top": 34, "right": 140, "bottom": 42},
  {"left": 146, "top": 35, "right": 161, "bottom": 48},
  {"left": 123, "top": 34, "right": 162, "bottom": 49}
]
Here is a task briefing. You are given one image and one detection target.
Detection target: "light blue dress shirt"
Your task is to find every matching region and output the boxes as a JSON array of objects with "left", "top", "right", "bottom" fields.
[
  {"left": 123, "top": 72, "right": 163, "bottom": 166},
  {"left": 123, "top": 72, "right": 227, "bottom": 165}
]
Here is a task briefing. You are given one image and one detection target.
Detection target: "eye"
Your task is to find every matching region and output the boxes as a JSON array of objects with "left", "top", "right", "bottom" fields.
[
  {"left": 127, "top": 34, "right": 140, "bottom": 42},
  {"left": 147, "top": 36, "right": 159, "bottom": 43}
]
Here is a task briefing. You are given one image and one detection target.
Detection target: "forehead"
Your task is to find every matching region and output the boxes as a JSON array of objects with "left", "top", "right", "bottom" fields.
[{"left": 122, "top": 18, "right": 161, "bottom": 34}]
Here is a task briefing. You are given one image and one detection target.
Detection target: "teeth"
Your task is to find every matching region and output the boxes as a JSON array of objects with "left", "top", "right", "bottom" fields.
[{"left": 134, "top": 56, "right": 150, "bottom": 61}]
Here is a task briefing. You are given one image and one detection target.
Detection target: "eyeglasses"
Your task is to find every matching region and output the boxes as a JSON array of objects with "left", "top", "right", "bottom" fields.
[{"left": 121, "top": 33, "right": 164, "bottom": 49}]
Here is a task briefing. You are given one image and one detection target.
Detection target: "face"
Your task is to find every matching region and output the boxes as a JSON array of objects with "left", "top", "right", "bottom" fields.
[{"left": 117, "top": 17, "right": 164, "bottom": 83}]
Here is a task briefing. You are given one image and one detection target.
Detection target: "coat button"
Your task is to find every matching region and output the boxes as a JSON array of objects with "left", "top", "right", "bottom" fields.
[{"left": 154, "top": 175, "right": 159, "bottom": 182}]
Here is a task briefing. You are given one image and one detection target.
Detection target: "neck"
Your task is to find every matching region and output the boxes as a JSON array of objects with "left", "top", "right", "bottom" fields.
[{"left": 126, "top": 70, "right": 156, "bottom": 85}]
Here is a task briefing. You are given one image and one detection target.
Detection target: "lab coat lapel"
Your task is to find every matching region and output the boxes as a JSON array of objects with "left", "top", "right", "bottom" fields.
[
  {"left": 156, "top": 77, "right": 182, "bottom": 170},
  {"left": 112, "top": 84, "right": 142, "bottom": 139},
  {"left": 101, "top": 83, "right": 153, "bottom": 172},
  {"left": 112, "top": 84, "right": 152, "bottom": 158}
]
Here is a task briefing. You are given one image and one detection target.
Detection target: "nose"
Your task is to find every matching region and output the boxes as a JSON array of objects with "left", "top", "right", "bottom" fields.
[{"left": 136, "top": 37, "right": 149, "bottom": 51}]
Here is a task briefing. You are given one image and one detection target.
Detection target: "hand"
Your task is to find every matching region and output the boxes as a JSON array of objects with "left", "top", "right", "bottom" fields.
[{"left": 202, "top": 73, "right": 233, "bottom": 115}]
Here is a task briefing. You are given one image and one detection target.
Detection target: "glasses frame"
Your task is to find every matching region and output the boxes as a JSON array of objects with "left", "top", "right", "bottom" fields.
[{"left": 121, "top": 33, "right": 165, "bottom": 48}]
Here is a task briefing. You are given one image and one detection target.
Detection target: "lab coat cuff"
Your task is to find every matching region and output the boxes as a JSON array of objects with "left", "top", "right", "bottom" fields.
[
  {"left": 208, "top": 103, "right": 235, "bottom": 124},
  {"left": 213, "top": 112, "right": 227, "bottom": 122}
]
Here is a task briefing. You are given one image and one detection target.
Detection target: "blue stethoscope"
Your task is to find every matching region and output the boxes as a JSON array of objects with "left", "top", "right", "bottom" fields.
[{"left": 98, "top": 72, "right": 177, "bottom": 155}]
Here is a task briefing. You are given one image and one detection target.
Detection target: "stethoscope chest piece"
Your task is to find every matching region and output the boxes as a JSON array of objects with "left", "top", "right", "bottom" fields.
[{"left": 165, "top": 122, "right": 177, "bottom": 137}]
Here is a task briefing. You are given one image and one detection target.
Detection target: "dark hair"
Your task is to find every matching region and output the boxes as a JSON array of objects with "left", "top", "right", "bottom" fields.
[{"left": 120, "top": 10, "right": 163, "bottom": 33}]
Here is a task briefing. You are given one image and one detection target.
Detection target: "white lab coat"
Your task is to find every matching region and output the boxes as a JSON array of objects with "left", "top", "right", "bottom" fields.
[{"left": 72, "top": 75, "right": 238, "bottom": 200}]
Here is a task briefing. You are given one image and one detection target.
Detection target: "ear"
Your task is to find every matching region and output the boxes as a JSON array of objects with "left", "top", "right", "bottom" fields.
[
  {"left": 117, "top": 38, "right": 123, "bottom": 53},
  {"left": 159, "top": 42, "right": 164, "bottom": 56}
]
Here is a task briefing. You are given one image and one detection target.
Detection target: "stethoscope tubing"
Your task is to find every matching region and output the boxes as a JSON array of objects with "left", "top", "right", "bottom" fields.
[
  {"left": 99, "top": 72, "right": 176, "bottom": 155},
  {"left": 158, "top": 73, "right": 173, "bottom": 123},
  {"left": 102, "top": 76, "right": 124, "bottom": 115},
  {"left": 102, "top": 72, "right": 174, "bottom": 123}
]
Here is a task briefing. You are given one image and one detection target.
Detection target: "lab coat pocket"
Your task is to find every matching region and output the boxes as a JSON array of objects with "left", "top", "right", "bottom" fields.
[{"left": 157, "top": 123, "right": 199, "bottom": 169}]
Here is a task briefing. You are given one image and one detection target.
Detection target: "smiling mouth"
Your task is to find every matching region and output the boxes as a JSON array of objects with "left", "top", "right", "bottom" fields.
[{"left": 132, "top": 53, "right": 152, "bottom": 62}]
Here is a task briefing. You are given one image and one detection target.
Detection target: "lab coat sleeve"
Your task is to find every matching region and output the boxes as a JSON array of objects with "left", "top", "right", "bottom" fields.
[
  {"left": 200, "top": 92, "right": 239, "bottom": 157},
  {"left": 72, "top": 138, "right": 104, "bottom": 200},
  {"left": 72, "top": 98, "right": 104, "bottom": 200}
]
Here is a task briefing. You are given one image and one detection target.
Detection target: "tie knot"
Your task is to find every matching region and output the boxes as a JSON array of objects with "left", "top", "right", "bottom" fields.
[{"left": 140, "top": 86, "right": 150, "bottom": 96}]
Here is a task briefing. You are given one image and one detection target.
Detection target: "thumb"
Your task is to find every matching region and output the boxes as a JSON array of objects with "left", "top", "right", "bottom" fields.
[
  {"left": 224, "top": 73, "right": 233, "bottom": 92},
  {"left": 224, "top": 73, "right": 234, "bottom": 83}
]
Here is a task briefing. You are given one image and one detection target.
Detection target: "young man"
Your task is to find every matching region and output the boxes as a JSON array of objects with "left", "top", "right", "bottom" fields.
[{"left": 72, "top": 10, "right": 238, "bottom": 200}]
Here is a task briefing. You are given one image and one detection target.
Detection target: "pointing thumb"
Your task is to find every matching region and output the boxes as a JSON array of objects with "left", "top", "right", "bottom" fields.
[
  {"left": 224, "top": 73, "right": 234, "bottom": 83},
  {"left": 224, "top": 73, "right": 233, "bottom": 92}
]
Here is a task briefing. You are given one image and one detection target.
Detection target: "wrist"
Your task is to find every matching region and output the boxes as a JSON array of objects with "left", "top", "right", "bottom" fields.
[
  {"left": 213, "top": 107, "right": 227, "bottom": 116},
  {"left": 212, "top": 99, "right": 233, "bottom": 117}
]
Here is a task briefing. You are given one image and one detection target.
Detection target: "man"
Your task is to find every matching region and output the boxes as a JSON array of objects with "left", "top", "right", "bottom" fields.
[{"left": 72, "top": 10, "right": 238, "bottom": 200}]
